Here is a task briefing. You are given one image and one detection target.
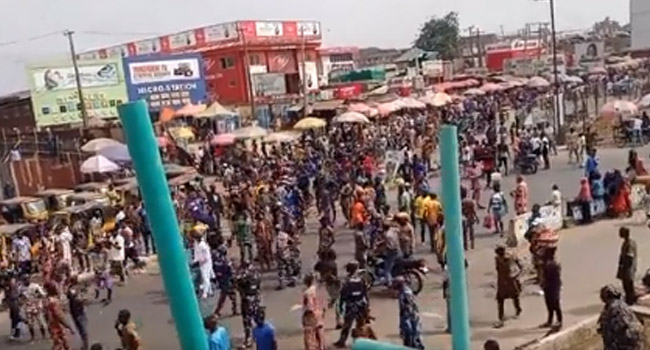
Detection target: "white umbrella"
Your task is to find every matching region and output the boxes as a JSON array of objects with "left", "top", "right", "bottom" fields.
[
  {"left": 527, "top": 76, "right": 551, "bottom": 88},
  {"left": 333, "top": 111, "right": 371, "bottom": 124},
  {"left": 80, "top": 155, "right": 120, "bottom": 174},
  {"left": 264, "top": 131, "right": 302, "bottom": 143},
  {"left": 97, "top": 144, "right": 131, "bottom": 162},
  {"left": 637, "top": 94, "right": 650, "bottom": 109},
  {"left": 81, "top": 138, "right": 123, "bottom": 153},
  {"left": 233, "top": 126, "right": 269, "bottom": 140},
  {"left": 463, "top": 88, "right": 485, "bottom": 96}
]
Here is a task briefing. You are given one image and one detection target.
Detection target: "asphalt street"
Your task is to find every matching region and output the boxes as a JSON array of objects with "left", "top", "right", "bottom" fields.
[{"left": 2, "top": 145, "right": 649, "bottom": 350}]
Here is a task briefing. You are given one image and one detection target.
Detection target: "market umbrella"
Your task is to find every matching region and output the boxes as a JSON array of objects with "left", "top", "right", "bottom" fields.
[
  {"left": 97, "top": 144, "right": 131, "bottom": 162},
  {"left": 233, "top": 126, "right": 268, "bottom": 140},
  {"left": 195, "top": 102, "right": 237, "bottom": 118},
  {"left": 294, "top": 117, "right": 326, "bottom": 130},
  {"left": 527, "top": 76, "right": 551, "bottom": 88},
  {"left": 377, "top": 102, "right": 399, "bottom": 117},
  {"left": 174, "top": 103, "right": 207, "bottom": 117},
  {"left": 333, "top": 111, "right": 370, "bottom": 124},
  {"left": 81, "top": 138, "right": 123, "bottom": 153},
  {"left": 263, "top": 131, "right": 301, "bottom": 143},
  {"left": 348, "top": 103, "right": 373, "bottom": 114},
  {"left": 210, "top": 133, "right": 237, "bottom": 146},
  {"left": 588, "top": 66, "right": 607, "bottom": 75},
  {"left": 637, "top": 94, "right": 650, "bottom": 109},
  {"left": 431, "top": 92, "right": 453, "bottom": 107},
  {"left": 80, "top": 155, "right": 120, "bottom": 174},
  {"left": 601, "top": 100, "right": 639, "bottom": 119},
  {"left": 563, "top": 75, "right": 584, "bottom": 84},
  {"left": 480, "top": 83, "right": 503, "bottom": 93},
  {"left": 400, "top": 97, "right": 427, "bottom": 109},
  {"left": 463, "top": 88, "right": 486, "bottom": 96}
]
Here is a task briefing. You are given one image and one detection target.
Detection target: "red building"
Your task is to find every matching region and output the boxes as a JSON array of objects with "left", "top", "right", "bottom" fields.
[
  {"left": 485, "top": 39, "right": 544, "bottom": 72},
  {"left": 78, "top": 20, "right": 322, "bottom": 106}
]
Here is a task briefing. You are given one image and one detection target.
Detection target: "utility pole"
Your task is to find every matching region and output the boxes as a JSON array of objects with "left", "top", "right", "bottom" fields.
[
  {"left": 549, "top": 0, "right": 561, "bottom": 133},
  {"left": 237, "top": 24, "right": 256, "bottom": 122},
  {"left": 474, "top": 27, "right": 483, "bottom": 68},
  {"left": 300, "top": 27, "right": 309, "bottom": 118},
  {"left": 464, "top": 26, "right": 475, "bottom": 68},
  {"left": 63, "top": 30, "right": 87, "bottom": 128}
]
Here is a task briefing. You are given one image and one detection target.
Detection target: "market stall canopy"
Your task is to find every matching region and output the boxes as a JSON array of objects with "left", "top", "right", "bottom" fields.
[
  {"left": 588, "top": 66, "right": 607, "bottom": 75},
  {"left": 420, "top": 93, "right": 452, "bottom": 107},
  {"left": 80, "top": 155, "right": 120, "bottom": 174},
  {"left": 563, "top": 75, "right": 584, "bottom": 84},
  {"left": 168, "top": 126, "right": 195, "bottom": 140},
  {"left": 311, "top": 99, "right": 344, "bottom": 112},
  {"left": 233, "top": 126, "right": 268, "bottom": 140},
  {"left": 463, "top": 88, "right": 486, "bottom": 96},
  {"left": 293, "top": 117, "right": 327, "bottom": 130},
  {"left": 527, "top": 76, "right": 551, "bottom": 88},
  {"left": 377, "top": 101, "right": 399, "bottom": 117},
  {"left": 195, "top": 102, "right": 237, "bottom": 119},
  {"left": 81, "top": 138, "right": 123, "bottom": 153},
  {"left": 399, "top": 97, "right": 426, "bottom": 109},
  {"left": 480, "top": 83, "right": 503, "bottom": 93},
  {"left": 97, "top": 144, "right": 131, "bottom": 162},
  {"left": 174, "top": 103, "right": 207, "bottom": 117},
  {"left": 333, "top": 111, "right": 370, "bottom": 124},
  {"left": 601, "top": 100, "right": 639, "bottom": 119},
  {"left": 348, "top": 102, "right": 373, "bottom": 114},
  {"left": 367, "top": 85, "right": 389, "bottom": 96},
  {"left": 263, "top": 131, "right": 302, "bottom": 143},
  {"left": 210, "top": 133, "right": 236, "bottom": 146}
]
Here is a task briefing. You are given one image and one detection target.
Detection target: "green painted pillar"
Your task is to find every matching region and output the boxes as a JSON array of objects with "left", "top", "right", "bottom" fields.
[
  {"left": 118, "top": 100, "right": 207, "bottom": 350},
  {"left": 439, "top": 125, "right": 471, "bottom": 350},
  {"left": 352, "top": 338, "right": 416, "bottom": 350}
]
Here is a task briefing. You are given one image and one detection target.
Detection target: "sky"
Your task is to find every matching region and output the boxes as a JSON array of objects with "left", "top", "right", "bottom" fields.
[{"left": 0, "top": 0, "right": 629, "bottom": 95}]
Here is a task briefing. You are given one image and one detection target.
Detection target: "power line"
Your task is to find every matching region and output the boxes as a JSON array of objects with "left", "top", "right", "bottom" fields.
[
  {"left": 0, "top": 30, "right": 164, "bottom": 48},
  {"left": 0, "top": 31, "right": 63, "bottom": 47}
]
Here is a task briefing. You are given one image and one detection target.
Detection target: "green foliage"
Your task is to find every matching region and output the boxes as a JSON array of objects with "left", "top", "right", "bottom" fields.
[{"left": 414, "top": 11, "right": 460, "bottom": 60}]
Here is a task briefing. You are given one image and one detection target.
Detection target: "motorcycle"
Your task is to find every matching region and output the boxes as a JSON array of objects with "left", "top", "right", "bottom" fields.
[
  {"left": 515, "top": 154, "right": 539, "bottom": 175},
  {"left": 359, "top": 255, "right": 428, "bottom": 295}
]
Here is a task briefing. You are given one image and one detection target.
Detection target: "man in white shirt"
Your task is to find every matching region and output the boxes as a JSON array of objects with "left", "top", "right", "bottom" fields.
[
  {"left": 12, "top": 232, "right": 32, "bottom": 275},
  {"left": 192, "top": 231, "right": 214, "bottom": 299},
  {"left": 108, "top": 229, "right": 126, "bottom": 284},
  {"left": 57, "top": 225, "right": 74, "bottom": 268},
  {"left": 632, "top": 117, "right": 643, "bottom": 144}
]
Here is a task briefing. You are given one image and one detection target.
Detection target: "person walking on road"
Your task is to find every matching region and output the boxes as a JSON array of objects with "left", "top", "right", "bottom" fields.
[
  {"left": 115, "top": 309, "right": 142, "bottom": 350},
  {"left": 395, "top": 277, "right": 424, "bottom": 350},
  {"left": 44, "top": 281, "right": 75, "bottom": 350},
  {"left": 204, "top": 314, "right": 231, "bottom": 350},
  {"left": 617, "top": 227, "right": 638, "bottom": 305},
  {"left": 67, "top": 275, "right": 89, "bottom": 350},
  {"left": 540, "top": 248, "right": 563, "bottom": 329},
  {"left": 493, "top": 245, "right": 523, "bottom": 328},
  {"left": 597, "top": 284, "right": 644, "bottom": 350},
  {"left": 334, "top": 261, "right": 369, "bottom": 348}
]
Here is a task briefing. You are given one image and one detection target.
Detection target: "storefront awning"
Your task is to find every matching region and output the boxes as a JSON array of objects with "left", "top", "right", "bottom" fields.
[{"left": 311, "top": 99, "right": 344, "bottom": 111}]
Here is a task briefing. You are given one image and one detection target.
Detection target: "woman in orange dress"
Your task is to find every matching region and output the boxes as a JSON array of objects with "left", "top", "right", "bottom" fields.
[
  {"left": 302, "top": 274, "right": 325, "bottom": 350},
  {"left": 44, "top": 281, "right": 74, "bottom": 350}
]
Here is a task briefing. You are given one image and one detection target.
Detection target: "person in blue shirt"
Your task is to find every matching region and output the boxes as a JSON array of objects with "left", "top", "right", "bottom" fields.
[
  {"left": 252, "top": 307, "right": 277, "bottom": 350},
  {"left": 204, "top": 314, "right": 230, "bottom": 350},
  {"left": 585, "top": 148, "right": 599, "bottom": 179}
]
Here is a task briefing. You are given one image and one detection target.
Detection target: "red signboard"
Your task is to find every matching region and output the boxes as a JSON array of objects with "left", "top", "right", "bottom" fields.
[
  {"left": 333, "top": 83, "right": 363, "bottom": 99},
  {"left": 268, "top": 51, "right": 297, "bottom": 73},
  {"left": 77, "top": 20, "right": 322, "bottom": 61}
]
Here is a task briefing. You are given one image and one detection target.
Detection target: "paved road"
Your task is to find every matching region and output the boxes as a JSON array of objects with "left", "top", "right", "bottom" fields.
[{"left": 2, "top": 145, "right": 648, "bottom": 350}]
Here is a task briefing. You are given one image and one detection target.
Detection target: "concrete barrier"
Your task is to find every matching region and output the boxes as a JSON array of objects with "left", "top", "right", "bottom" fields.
[
  {"left": 507, "top": 184, "right": 647, "bottom": 247},
  {"left": 506, "top": 205, "right": 563, "bottom": 247}
]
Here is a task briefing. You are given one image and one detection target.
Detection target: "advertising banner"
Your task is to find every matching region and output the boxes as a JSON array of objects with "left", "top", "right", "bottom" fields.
[
  {"left": 123, "top": 53, "right": 207, "bottom": 110},
  {"left": 255, "top": 21, "right": 284, "bottom": 37},
  {"left": 252, "top": 73, "right": 287, "bottom": 96},
  {"left": 575, "top": 41, "right": 605, "bottom": 68},
  {"left": 28, "top": 58, "right": 128, "bottom": 127}
]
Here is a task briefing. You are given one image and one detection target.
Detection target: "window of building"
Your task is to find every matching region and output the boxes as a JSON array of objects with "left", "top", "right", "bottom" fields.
[
  {"left": 330, "top": 53, "right": 353, "bottom": 63},
  {"left": 220, "top": 56, "right": 235, "bottom": 69},
  {"left": 249, "top": 54, "right": 262, "bottom": 66}
]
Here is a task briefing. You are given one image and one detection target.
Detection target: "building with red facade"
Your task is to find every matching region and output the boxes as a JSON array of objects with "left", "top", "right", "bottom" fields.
[{"left": 78, "top": 20, "right": 323, "bottom": 109}]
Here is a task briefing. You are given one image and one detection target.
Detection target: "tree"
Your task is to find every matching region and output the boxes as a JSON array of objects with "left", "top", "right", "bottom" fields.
[
  {"left": 414, "top": 12, "right": 460, "bottom": 60},
  {"left": 592, "top": 17, "right": 623, "bottom": 37}
]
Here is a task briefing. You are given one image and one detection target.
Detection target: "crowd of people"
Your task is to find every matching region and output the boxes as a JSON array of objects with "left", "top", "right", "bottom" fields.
[{"left": 1, "top": 74, "right": 649, "bottom": 350}]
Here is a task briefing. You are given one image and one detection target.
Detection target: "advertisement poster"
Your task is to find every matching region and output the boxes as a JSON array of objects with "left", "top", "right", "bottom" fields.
[
  {"left": 28, "top": 58, "right": 128, "bottom": 127},
  {"left": 575, "top": 41, "right": 605, "bottom": 68},
  {"left": 123, "top": 53, "right": 207, "bottom": 110},
  {"left": 255, "top": 21, "right": 283, "bottom": 37},
  {"left": 268, "top": 51, "right": 296, "bottom": 73},
  {"left": 252, "top": 73, "right": 287, "bottom": 96}
]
